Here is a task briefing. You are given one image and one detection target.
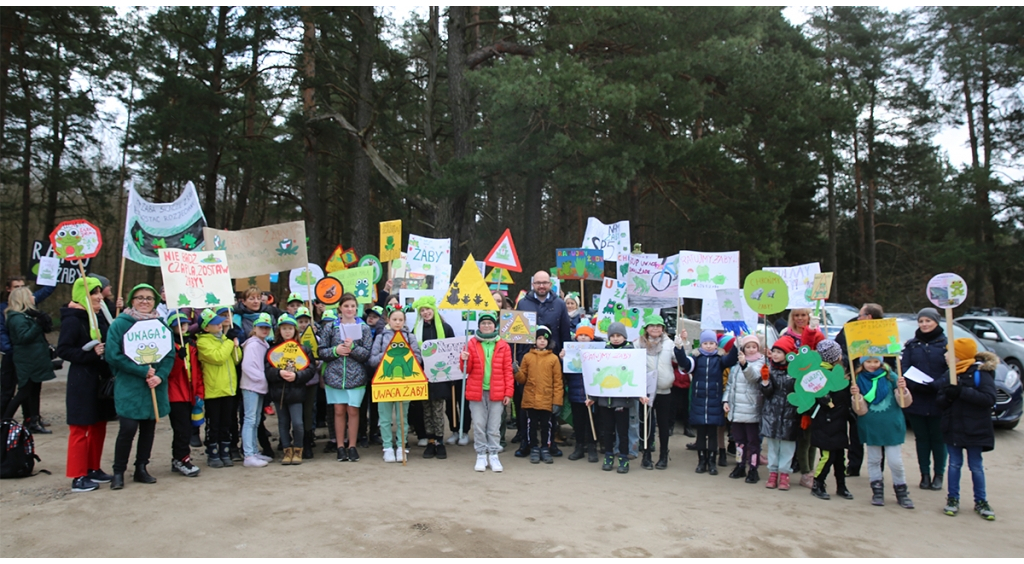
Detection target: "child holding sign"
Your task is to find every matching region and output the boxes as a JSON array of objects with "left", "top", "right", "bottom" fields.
[
  {"left": 674, "top": 329, "right": 739, "bottom": 476},
  {"left": 587, "top": 322, "right": 634, "bottom": 474},
  {"left": 850, "top": 356, "right": 914, "bottom": 508},
  {"left": 760, "top": 340, "right": 800, "bottom": 490},
  {"left": 266, "top": 314, "right": 317, "bottom": 465},
  {"left": 319, "top": 294, "right": 373, "bottom": 463},
  {"left": 460, "top": 312, "right": 514, "bottom": 472},
  {"left": 515, "top": 325, "right": 563, "bottom": 465},
  {"left": 369, "top": 306, "right": 423, "bottom": 463}
]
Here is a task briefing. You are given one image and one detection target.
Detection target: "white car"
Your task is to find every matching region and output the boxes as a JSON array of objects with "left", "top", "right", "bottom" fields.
[{"left": 955, "top": 316, "right": 1024, "bottom": 377}]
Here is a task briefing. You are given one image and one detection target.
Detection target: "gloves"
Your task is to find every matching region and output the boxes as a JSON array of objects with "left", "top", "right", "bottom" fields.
[
  {"left": 760, "top": 364, "right": 770, "bottom": 382},
  {"left": 176, "top": 345, "right": 188, "bottom": 360},
  {"left": 943, "top": 384, "right": 961, "bottom": 400},
  {"left": 674, "top": 335, "right": 685, "bottom": 349},
  {"left": 551, "top": 404, "right": 561, "bottom": 416}
]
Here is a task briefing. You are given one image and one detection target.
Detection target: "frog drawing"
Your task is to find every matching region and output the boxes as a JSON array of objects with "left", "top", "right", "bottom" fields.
[
  {"left": 134, "top": 343, "right": 161, "bottom": 364},
  {"left": 785, "top": 345, "right": 849, "bottom": 414}
]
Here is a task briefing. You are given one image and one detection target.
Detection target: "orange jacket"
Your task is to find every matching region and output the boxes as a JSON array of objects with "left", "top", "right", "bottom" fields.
[{"left": 514, "top": 348, "right": 563, "bottom": 410}]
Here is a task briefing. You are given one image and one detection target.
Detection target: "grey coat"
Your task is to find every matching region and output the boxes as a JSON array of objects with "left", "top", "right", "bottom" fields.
[
  {"left": 725, "top": 357, "right": 764, "bottom": 424},
  {"left": 317, "top": 321, "right": 373, "bottom": 390}
]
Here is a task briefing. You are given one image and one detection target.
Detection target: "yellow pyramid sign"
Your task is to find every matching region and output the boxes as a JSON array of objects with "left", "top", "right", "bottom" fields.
[
  {"left": 299, "top": 325, "right": 318, "bottom": 357},
  {"left": 439, "top": 254, "right": 499, "bottom": 311},
  {"left": 508, "top": 315, "right": 529, "bottom": 336},
  {"left": 485, "top": 267, "right": 514, "bottom": 284},
  {"left": 371, "top": 329, "right": 428, "bottom": 402},
  {"left": 325, "top": 245, "right": 347, "bottom": 273},
  {"left": 499, "top": 309, "right": 536, "bottom": 344}
]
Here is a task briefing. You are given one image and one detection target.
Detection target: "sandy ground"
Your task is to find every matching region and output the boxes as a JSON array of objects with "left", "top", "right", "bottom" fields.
[{"left": 3, "top": 366, "right": 1023, "bottom": 558}]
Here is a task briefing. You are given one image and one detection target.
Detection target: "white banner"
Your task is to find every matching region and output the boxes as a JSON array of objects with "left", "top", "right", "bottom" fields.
[
  {"left": 764, "top": 262, "right": 821, "bottom": 310},
  {"left": 421, "top": 336, "right": 469, "bottom": 382},
  {"left": 561, "top": 341, "right": 605, "bottom": 373},
  {"left": 677, "top": 250, "right": 741, "bottom": 300},
  {"left": 626, "top": 254, "right": 678, "bottom": 308},
  {"left": 581, "top": 218, "right": 631, "bottom": 265},
  {"left": 289, "top": 263, "right": 324, "bottom": 302},
  {"left": 406, "top": 234, "right": 451, "bottom": 275},
  {"left": 123, "top": 180, "right": 207, "bottom": 267},
  {"left": 581, "top": 348, "right": 647, "bottom": 398},
  {"left": 159, "top": 249, "right": 234, "bottom": 309}
]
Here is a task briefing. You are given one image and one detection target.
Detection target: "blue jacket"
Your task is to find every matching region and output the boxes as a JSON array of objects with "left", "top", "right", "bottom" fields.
[
  {"left": 515, "top": 291, "right": 571, "bottom": 361},
  {"left": 1, "top": 285, "right": 56, "bottom": 354},
  {"left": 900, "top": 329, "right": 948, "bottom": 417},
  {"left": 675, "top": 346, "right": 739, "bottom": 427}
]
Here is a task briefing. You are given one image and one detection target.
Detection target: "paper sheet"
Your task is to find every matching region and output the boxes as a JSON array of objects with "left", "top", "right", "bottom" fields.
[{"left": 903, "top": 365, "right": 934, "bottom": 384}]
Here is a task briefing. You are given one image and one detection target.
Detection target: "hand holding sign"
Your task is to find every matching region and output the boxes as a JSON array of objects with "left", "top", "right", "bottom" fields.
[{"left": 927, "top": 272, "right": 968, "bottom": 385}]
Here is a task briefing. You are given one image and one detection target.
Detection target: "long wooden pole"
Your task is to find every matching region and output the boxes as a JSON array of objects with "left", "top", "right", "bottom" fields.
[
  {"left": 849, "top": 351, "right": 862, "bottom": 412},
  {"left": 895, "top": 355, "right": 905, "bottom": 409},
  {"left": 945, "top": 307, "right": 958, "bottom": 385},
  {"left": 586, "top": 395, "right": 597, "bottom": 445},
  {"left": 398, "top": 402, "right": 407, "bottom": 466}
]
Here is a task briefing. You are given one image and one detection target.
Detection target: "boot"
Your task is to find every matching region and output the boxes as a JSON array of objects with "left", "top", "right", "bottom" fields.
[
  {"left": 778, "top": 473, "right": 790, "bottom": 490},
  {"left": 765, "top": 471, "right": 778, "bottom": 489},
  {"left": 291, "top": 448, "right": 304, "bottom": 465},
  {"left": 281, "top": 447, "right": 294, "bottom": 465},
  {"left": 617, "top": 455, "right": 629, "bottom": 474},
  {"left": 930, "top": 473, "right": 944, "bottom": 491},
  {"left": 683, "top": 425, "right": 695, "bottom": 438},
  {"left": 655, "top": 450, "right": 668, "bottom": 470},
  {"left": 894, "top": 483, "right": 914, "bottom": 509},
  {"left": 206, "top": 444, "right": 224, "bottom": 468},
  {"left": 219, "top": 442, "right": 234, "bottom": 467},
  {"left": 540, "top": 448, "right": 554, "bottom": 464},
  {"left": 132, "top": 464, "right": 157, "bottom": 484},
  {"left": 811, "top": 478, "right": 831, "bottom": 500},
  {"left": 110, "top": 472, "right": 125, "bottom": 490},
  {"left": 870, "top": 480, "right": 885, "bottom": 506},
  {"left": 641, "top": 450, "right": 653, "bottom": 470},
  {"left": 745, "top": 467, "right": 760, "bottom": 484},
  {"left": 324, "top": 440, "right": 338, "bottom": 454},
  {"left": 302, "top": 431, "right": 315, "bottom": 459},
  {"left": 602, "top": 454, "right": 614, "bottom": 471},
  {"left": 587, "top": 444, "right": 599, "bottom": 463},
  {"left": 837, "top": 486, "right": 854, "bottom": 500},
  {"left": 695, "top": 451, "right": 708, "bottom": 474},
  {"left": 529, "top": 447, "right": 541, "bottom": 464},
  {"left": 568, "top": 442, "right": 586, "bottom": 461},
  {"left": 708, "top": 452, "right": 719, "bottom": 476},
  {"left": 718, "top": 448, "right": 728, "bottom": 468},
  {"left": 729, "top": 463, "right": 746, "bottom": 479},
  {"left": 26, "top": 417, "right": 51, "bottom": 435},
  {"left": 229, "top": 445, "right": 243, "bottom": 462},
  {"left": 686, "top": 441, "right": 697, "bottom": 451},
  {"left": 919, "top": 474, "right": 931, "bottom": 490}
]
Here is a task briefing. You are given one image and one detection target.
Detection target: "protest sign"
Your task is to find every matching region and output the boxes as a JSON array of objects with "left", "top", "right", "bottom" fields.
[
  {"left": 31, "top": 240, "right": 90, "bottom": 285},
  {"left": 289, "top": 263, "right": 324, "bottom": 302},
  {"left": 267, "top": 341, "right": 312, "bottom": 371},
  {"left": 677, "top": 251, "right": 740, "bottom": 300},
  {"left": 581, "top": 218, "right": 631, "bottom": 269},
  {"left": 122, "top": 181, "right": 207, "bottom": 267},
  {"left": 203, "top": 221, "right": 308, "bottom": 279},
  {"left": 122, "top": 319, "right": 173, "bottom": 366},
  {"left": 484, "top": 228, "right": 522, "bottom": 272},
  {"left": 328, "top": 266, "right": 375, "bottom": 304},
  {"left": 810, "top": 272, "right": 834, "bottom": 301},
  {"left": 927, "top": 272, "right": 968, "bottom": 309},
  {"left": 50, "top": 219, "right": 102, "bottom": 261},
  {"left": 159, "top": 249, "right": 234, "bottom": 309},
  {"left": 500, "top": 310, "right": 536, "bottom": 344},
  {"left": 371, "top": 330, "right": 428, "bottom": 402},
  {"left": 581, "top": 348, "right": 647, "bottom": 397},
  {"left": 555, "top": 248, "right": 604, "bottom": 281},
  {"left": 234, "top": 274, "right": 270, "bottom": 292},
  {"left": 439, "top": 255, "right": 499, "bottom": 311},
  {"left": 379, "top": 220, "right": 402, "bottom": 263},
  {"left": 420, "top": 336, "right": 469, "bottom": 383},
  {"left": 406, "top": 234, "right": 451, "bottom": 275},
  {"left": 626, "top": 253, "right": 678, "bottom": 308},
  {"left": 561, "top": 341, "right": 604, "bottom": 373},
  {"left": 844, "top": 318, "right": 903, "bottom": 358},
  {"left": 742, "top": 270, "right": 789, "bottom": 316},
  {"left": 35, "top": 256, "right": 59, "bottom": 287},
  {"left": 595, "top": 277, "right": 644, "bottom": 340},
  {"left": 764, "top": 262, "right": 821, "bottom": 310}
]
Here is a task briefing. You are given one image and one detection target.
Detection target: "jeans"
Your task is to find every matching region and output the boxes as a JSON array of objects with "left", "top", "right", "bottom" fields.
[
  {"left": 867, "top": 444, "right": 906, "bottom": 485},
  {"left": 470, "top": 396, "right": 504, "bottom": 454},
  {"left": 113, "top": 417, "right": 156, "bottom": 474},
  {"left": 378, "top": 401, "right": 409, "bottom": 449},
  {"left": 907, "top": 413, "right": 947, "bottom": 477},
  {"left": 765, "top": 438, "right": 796, "bottom": 473},
  {"left": 241, "top": 390, "right": 263, "bottom": 458},
  {"left": 274, "top": 400, "right": 304, "bottom": 449},
  {"left": 947, "top": 445, "right": 986, "bottom": 502}
]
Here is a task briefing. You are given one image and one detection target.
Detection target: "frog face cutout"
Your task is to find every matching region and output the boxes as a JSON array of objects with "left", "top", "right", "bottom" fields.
[{"left": 785, "top": 345, "right": 849, "bottom": 413}]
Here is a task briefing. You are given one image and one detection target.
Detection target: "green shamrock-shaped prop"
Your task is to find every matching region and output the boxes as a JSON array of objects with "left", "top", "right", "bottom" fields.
[{"left": 785, "top": 345, "right": 849, "bottom": 414}]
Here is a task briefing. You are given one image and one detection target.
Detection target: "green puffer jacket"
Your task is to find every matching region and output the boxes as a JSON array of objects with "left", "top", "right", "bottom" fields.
[
  {"left": 5, "top": 310, "right": 57, "bottom": 386},
  {"left": 106, "top": 313, "right": 174, "bottom": 420}
]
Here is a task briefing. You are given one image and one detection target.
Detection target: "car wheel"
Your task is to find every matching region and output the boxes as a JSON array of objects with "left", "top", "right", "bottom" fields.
[{"left": 1007, "top": 358, "right": 1024, "bottom": 378}]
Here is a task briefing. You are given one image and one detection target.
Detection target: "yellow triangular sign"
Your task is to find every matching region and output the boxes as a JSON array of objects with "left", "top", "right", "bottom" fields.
[
  {"left": 439, "top": 254, "right": 499, "bottom": 311},
  {"left": 371, "top": 330, "right": 428, "bottom": 402},
  {"left": 485, "top": 267, "right": 514, "bottom": 284},
  {"left": 299, "top": 326, "right": 318, "bottom": 357},
  {"left": 325, "top": 245, "right": 347, "bottom": 273},
  {"left": 508, "top": 316, "right": 529, "bottom": 336}
]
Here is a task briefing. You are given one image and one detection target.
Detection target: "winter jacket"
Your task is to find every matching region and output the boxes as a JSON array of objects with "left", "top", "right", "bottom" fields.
[
  {"left": 369, "top": 327, "right": 423, "bottom": 372},
  {"left": 516, "top": 291, "right": 572, "bottom": 360},
  {"left": 462, "top": 337, "right": 514, "bottom": 402},
  {"left": 265, "top": 343, "right": 317, "bottom": 405},
  {"left": 515, "top": 348, "right": 563, "bottom": 411},
  {"left": 760, "top": 361, "right": 799, "bottom": 441},
  {"left": 900, "top": 329, "right": 948, "bottom": 417},
  {"left": 567, "top": 310, "right": 582, "bottom": 334},
  {"left": 593, "top": 341, "right": 634, "bottom": 409},
  {"left": 776, "top": 325, "right": 825, "bottom": 355},
  {"left": 57, "top": 305, "right": 116, "bottom": 425},
  {"left": 724, "top": 357, "right": 764, "bottom": 424},
  {"left": 5, "top": 309, "right": 57, "bottom": 386},
  {"left": 240, "top": 336, "right": 270, "bottom": 394},
  {"left": 0, "top": 285, "right": 55, "bottom": 354},
  {"left": 810, "top": 379, "right": 851, "bottom": 451},
  {"left": 318, "top": 321, "right": 373, "bottom": 390},
  {"left": 936, "top": 351, "right": 997, "bottom": 452},
  {"left": 637, "top": 336, "right": 675, "bottom": 396},
  {"left": 852, "top": 366, "right": 913, "bottom": 446},
  {"left": 676, "top": 346, "right": 739, "bottom": 427},
  {"left": 195, "top": 332, "right": 240, "bottom": 399},
  {"left": 168, "top": 338, "right": 204, "bottom": 404},
  {"left": 232, "top": 302, "right": 282, "bottom": 338},
  {"left": 105, "top": 313, "right": 174, "bottom": 420}
]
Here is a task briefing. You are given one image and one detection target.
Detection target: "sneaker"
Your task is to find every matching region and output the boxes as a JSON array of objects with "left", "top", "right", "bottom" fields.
[
  {"left": 943, "top": 497, "right": 960, "bottom": 516},
  {"left": 488, "top": 453, "right": 503, "bottom": 473},
  {"left": 602, "top": 454, "right": 614, "bottom": 471},
  {"left": 974, "top": 500, "right": 995, "bottom": 521},
  {"left": 778, "top": 473, "right": 791, "bottom": 491},
  {"left": 383, "top": 448, "right": 397, "bottom": 463},
  {"left": 87, "top": 469, "right": 114, "bottom": 483},
  {"left": 800, "top": 473, "right": 814, "bottom": 489},
  {"left": 337, "top": 447, "right": 349, "bottom": 462},
  {"left": 71, "top": 477, "right": 99, "bottom": 493},
  {"left": 173, "top": 457, "right": 202, "bottom": 476},
  {"left": 445, "top": 434, "right": 458, "bottom": 445},
  {"left": 423, "top": 443, "right": 437, "bottom": 459},
  {"left": 550, "top": 444, "right": 562, "bottom": 457},
  {"left": 243, "top": 456, "right": 268, "bottom": 468},
  {"left": 475, "top": 453, "right": 488, "bottom": 472},
  {"left": 256, "top": 453, "right": 273, "bottom": 462},
  {"left": 394, "top": 447, "right": 405, "bottom": 462},
  {"left": 514, "top": 446, "right": 530, "bottom": 458},
  {"left": 417, "top": 438, "right": 429, "bottom": 447},
  {"left": 347, "top": 447, "right": 359, "bottom": 462},
  {"left": 458, "top": 434, "right": 470, "bottom": 446},
  {"left": 617, "top": 456, "right": 629, "bottom": 474},
  {"left": 435, "top": 444, "right": 448, "bottom": 459}
]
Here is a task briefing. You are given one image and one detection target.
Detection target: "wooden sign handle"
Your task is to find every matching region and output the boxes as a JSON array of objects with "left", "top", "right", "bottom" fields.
[
  {"left": 895, "top": 356, "right": 905, "bottom": 409},
  {"left": 945, "top": 307, "right": 958, "bottom": 385},
  {"left": 151, "top": 386, "right": 160, "bottom": 422}
]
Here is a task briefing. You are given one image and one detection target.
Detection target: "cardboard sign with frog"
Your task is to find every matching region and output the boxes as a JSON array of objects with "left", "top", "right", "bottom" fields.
[
  {"left": 785, "top": 345, "right": 849, "bottom": 413},
  {"left": 371, "top": 330, "right": 428, "bottom": 402}
]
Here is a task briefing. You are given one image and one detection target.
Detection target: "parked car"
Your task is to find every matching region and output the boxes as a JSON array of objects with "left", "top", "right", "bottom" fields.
[
  {"left": 889, "top": 314, "right": 1022, "bottom": 430},
  {"left": 955, "top": 316, "right": 1024, "bottom": 377},
  {"left": 822, "top": 303, "right": 859, "bottom": 339},
  {"left": 964, "top": 307, "right": 1011, "bottom": 317}
]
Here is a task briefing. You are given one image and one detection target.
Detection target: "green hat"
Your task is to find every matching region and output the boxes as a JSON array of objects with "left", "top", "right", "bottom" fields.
[
  {"left": 478, "top": 311, "right": 498, "bottom": 325},
  {"left": 295, "top": 306, "right": 312, "bottom": 319},
  {"left": 277, "top": 313, "right": 297, "bottom": 326},
  {"left": 72, "top": 276, "right": 102, "bottom": 309},
  {"left": 167, "top": 310, "right": 191, "bottom": 327},
  {"left": 128, "top": 283, "right": 161, "bottom": 306},
  {"left": 643, "top": 314, "right": 666, "bottom": 331},
  {"left": 200, "top": 308, "right": 226, "bottom": 329},
  {"left": 254, "top": 312, "right": 273, "bottom": 328},
  {"left": 322, "top": 309, "right": 338, "bottom": 321},
  {"left": 287, "top": 292, "right": 303, "bottom": 304},
  {"left": 369, "top": 306, "right": 384, "bottom": 317}
]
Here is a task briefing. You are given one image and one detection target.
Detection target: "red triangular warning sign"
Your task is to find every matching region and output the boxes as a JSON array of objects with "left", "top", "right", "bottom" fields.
[{"left": 483, "top": 228, "right": 521, "bottom": 272}]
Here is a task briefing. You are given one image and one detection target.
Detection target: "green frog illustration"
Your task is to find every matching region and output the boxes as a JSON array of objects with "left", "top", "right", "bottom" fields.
[
  {"left": 430, "top": 362, "right": 452, "bottom": 380},
  {"left": 785, "top": 345, "right": 849, "bottom": 414},
  {"left": 54, "top": 227, "right": 84, "bottom": 259},
  {"left": 134, "top": 343, "right": 161, "bottom": 364},
  {"left": 632, "top": 276, "right": 650, "bottom": 294},
  {"left": 354, "top": 278, "right": 370, "bottom": 299},
  {"left": 277, "top": 239, "right": 298, "bottom": 256},
  {"left": 381, "top": 341, "right": 415, "bottom": 380},
  {"left": 589, "top": 365, "right": 636, "bottom": 393}
]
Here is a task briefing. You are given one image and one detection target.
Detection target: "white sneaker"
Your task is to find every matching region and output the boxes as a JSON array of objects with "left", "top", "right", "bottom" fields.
[
  {"left": 383, "top": 448, "right": 396, "bottom": 463},
  {"left": 488, "top": 453, "right": 503, "bottom": 472},
  {"left": 395, "top": 447, "right": 405, "bottom": 462},
  {"left": 445, "top": 434, "right": 458, "bottom": 445},
  {"left": 255, "top": 453, "right": 273, "bottom": 462},
  {"left": 243, "top": 456, "right": 268, "bottom": 468},
  {"left": 474, "top": 453, "right": 488, "bottom": 472},
  {"left": 417, "top": 438, "right": 428, "bottom": 447},
  {"left": 458, "top": 434, "right": 470, "bottom": 446}
]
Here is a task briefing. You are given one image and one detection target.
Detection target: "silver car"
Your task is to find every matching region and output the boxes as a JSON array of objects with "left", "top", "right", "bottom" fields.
[{"left": 955, "top": 316, "right": 1024, "bottom": 377}]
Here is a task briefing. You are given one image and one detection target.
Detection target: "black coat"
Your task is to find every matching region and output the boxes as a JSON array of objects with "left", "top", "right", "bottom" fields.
[
  {"left": 760, "top": 361, "right": 800, "bottom": 441},
  {"left": 266, "top": 344, "right": 316, "bottom": 405},
  {"left": 810, "top": 386, "right": 851, "bottom": 451},
  {"left": 900, "top": 329, "right": 948, "bottom": 417},
  {"left": 936, "top": 352, "right": 998, "bottom": 452},
  {"left": 417, "top": 318, "right": 455, "bottom": 401},
  {"left": 57, "top": 306, "right": 116, "bottom": 426}
]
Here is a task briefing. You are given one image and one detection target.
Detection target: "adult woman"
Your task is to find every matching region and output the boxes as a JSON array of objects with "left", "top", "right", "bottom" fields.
[
  {"left": 777, "top": 307, "right": 825, "bottom": 488},
  {"left": 58, "top": 277, "right": 117, "bottom": 492},
  {"left": 564, "top": 293, "right": 583, "bottom": 333},
  {"left": 900, "top": 307, "right": 948, "bottom": 490},
  {"left": 636, "top": 315, "right": 676, "bottom": 470},
  {"left": 319, "top": 294, "right": 373, "bottom": 462},
  {"left": 2, "top": 287, "right": 56, "bottom": 427},
  {"left": 105, "top": 284, "right": 174, "bottom": 489}
]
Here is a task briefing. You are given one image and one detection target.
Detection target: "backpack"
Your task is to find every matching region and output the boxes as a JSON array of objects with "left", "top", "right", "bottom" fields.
[{"left": 1, "top": 419, "right": 43, "bottom": 479}]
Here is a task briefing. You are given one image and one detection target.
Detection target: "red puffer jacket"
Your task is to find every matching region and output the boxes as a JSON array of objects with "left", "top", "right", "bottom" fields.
[
  {"left": 168, "top": 341, "right": 205, "bottom": 405},
  {"left": 461, "top": 337, "right": 514, "bottom": 402}
]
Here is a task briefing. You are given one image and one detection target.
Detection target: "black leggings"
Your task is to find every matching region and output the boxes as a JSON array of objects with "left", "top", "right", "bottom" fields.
[
  {"left": 693, "top": 423, "right": 718, "bottom": 454},
  {"left": 113, "top": 417, "right": 156, "bottom": 474},
  {"left": 525, "top": 408, "right": 551, "bottom": 450},
  {"left": 644, "top": 394, "right": 674, "bottom": 453},
  {"left": 204, "top": 396, "right": 233, "bottom": 446},
  {"left": 570, "top": 401, "right": 595, "bottom": 446},
  {"left": 3, "top": 380, "right": 40, "bottom": 420},
  {"left": 597, "top": 405, "right": 629, "bottom": 457},
  {"left": 169, "top": 402, "right": 192, "bottom": 461}
]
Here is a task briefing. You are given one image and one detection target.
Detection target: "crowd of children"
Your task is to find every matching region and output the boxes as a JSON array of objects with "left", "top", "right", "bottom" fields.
[{"left": 38, "top": 278, "right": 1000, "bottom": 521}]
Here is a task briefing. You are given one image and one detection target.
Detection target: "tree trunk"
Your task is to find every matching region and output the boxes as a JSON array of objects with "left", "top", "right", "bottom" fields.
[
  {"left": 349, "top": 6, "right": 375, "bottom": 256},
  {"left": 422, "top": 6, "right": 441, "bottom": 175},
  {"left": 852, "top": 132, "right": 865, "bottom": 285},
  {"left": 437, "top": 6, "right": 471, "bottom": 261},
  {"left": 976, "top": 29, "right": 993, "bottom": 305},
  {"left": 202, "top": 6, "right": 229, "bottom": 224},
  {"left": 522, "top": 174, "right": 544, "bottom": 276},
  {"left": 300, "top": 6, "right": 322, "bottom": 264},
  {"left": 865, "top": 88, "right": 878, "bottom": 293},
  {"left": 232, "top": 7, "right": 263, "bottom": 231},
  {"left": 0, "top": 7, "right": 15, "bottom": 149},
  {"left": 44, "top": 42, "right": 64, "bottom": 238},
  {"left": 17, "top": 52, "right": 32, "bottom": 274}
]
